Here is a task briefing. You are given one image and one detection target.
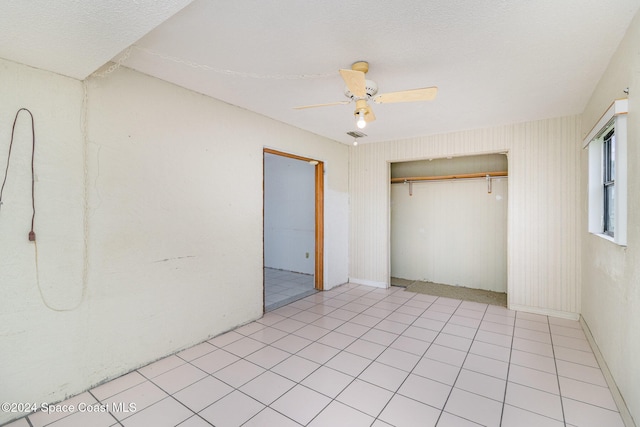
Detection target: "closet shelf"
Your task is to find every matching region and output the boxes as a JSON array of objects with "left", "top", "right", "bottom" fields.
[{"left": 390, "top": 171, "right": 508, "bottom": 183}]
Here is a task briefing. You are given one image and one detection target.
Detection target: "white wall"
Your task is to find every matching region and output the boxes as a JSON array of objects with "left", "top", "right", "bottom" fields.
[
  {"left": 264, "top": 153, "right": 315, "bottom": 274},
  {"left": 391, "top": 178, "right": 508, "bottom": 292},
  {"left": 0, "top": 60, "right": 349, "bottom": 424},
  {"left": 580, "top": 9, "right": 640, "bottom": 424},
  {"left": 0, "top": 59, "right": 86, "bottom": 424},
  {"left": 350, "top": 116, "right": 582, "bottom": 318}
]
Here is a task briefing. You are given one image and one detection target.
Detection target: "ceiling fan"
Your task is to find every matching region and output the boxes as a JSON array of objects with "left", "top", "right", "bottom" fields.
[{"left": 295, "top": 61, "right": 438, "bottom": 129}]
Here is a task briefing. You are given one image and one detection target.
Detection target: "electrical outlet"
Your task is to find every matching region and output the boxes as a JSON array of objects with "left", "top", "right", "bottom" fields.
[{"left": 305, "top": 252, "right": 309, "bottom": 259}]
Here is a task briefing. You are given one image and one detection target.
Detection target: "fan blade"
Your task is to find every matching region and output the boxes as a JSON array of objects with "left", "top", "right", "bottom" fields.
[
  {"left": 365, "top": 106, "right": 376, "bottom": 123},
  {"left": 373, "top": 86, "right": 438, "bottom": 104},
  {"left": 339, "top": 69, "right": 366, "bottom": 98},
  {"left": 293, "top": 101, "right": 350, "bottom": 110}
]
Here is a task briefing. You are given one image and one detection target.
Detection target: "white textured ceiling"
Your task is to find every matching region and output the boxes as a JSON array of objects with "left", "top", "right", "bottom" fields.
[
  {"left": 0, "top": 0, "right": 194, "bottom": 79},
  {"left": 2, "top": 0, "right": 639, "bottom": 144}
]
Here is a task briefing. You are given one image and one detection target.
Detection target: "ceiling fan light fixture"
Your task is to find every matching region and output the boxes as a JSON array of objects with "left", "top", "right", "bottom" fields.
[
  {"left": 356, "top": 109, "right": 367, "bottom": 129},
  {"left": 295, "top": 61, "right": 436, "bottom": 133}
]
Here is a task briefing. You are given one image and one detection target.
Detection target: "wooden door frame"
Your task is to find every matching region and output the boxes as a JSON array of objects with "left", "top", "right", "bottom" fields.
[{"left": 263, "top": 148, "right": 324, "bottom": 290}]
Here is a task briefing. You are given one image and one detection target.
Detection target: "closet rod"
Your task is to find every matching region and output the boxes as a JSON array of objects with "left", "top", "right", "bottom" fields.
[
  {"left": 392, "top": 176, "right": 509, "bottom": 186},
  {"left": 390, "top": 171, "right": 507, "bottom": 184}
]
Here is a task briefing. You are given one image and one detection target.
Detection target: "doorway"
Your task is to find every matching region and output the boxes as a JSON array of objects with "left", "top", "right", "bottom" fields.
[{"left": 263, "top": 148, "right": 323, "bottom": 311}]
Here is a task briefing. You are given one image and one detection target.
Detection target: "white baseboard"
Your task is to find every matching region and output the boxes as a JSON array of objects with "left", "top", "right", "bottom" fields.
[
  {"left": 508, "top": 304, "right": 580, "bottom": 321},
  {"left": 348, "top": 277, "right": 388, "bottom": 288},
  {"left": 580, "top": 317, "right": 637, "bottom": 427}
]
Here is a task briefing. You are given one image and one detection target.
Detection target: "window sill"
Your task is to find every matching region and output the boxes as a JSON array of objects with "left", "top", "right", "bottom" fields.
[{"left": 591, "top": 232, "right": 626, "bottom": 247}]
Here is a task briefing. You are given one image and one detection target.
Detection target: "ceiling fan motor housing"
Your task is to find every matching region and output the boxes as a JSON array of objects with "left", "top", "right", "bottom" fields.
[{"left": 344, "top": 79, "right": 378, "bottom": 100}]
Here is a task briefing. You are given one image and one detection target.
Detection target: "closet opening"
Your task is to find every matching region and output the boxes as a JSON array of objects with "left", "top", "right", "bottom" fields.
[
  {"left": 390, "top": 153, "right": 508, "bottom": 304},
  {"left": 263, "top": 148, "right": 324, "bottom": 312}
]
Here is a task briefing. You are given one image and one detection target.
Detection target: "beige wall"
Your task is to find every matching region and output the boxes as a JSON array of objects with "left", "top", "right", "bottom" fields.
[
  {"left": 349, "top": 116, "right": 582, "bottom": 318},
  {"left": 0, "top": 60, "right": 349, "bottom": 424},
  {"left": 580, "top": 10, "right": 640, "bottom": 424}
]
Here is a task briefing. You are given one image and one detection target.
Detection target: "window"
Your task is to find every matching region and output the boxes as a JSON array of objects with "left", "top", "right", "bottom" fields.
[
  {"left": 602, "top": 128, "right": 615, "bottom": 236},
  {"left": 585, "top": 99, "right": 627, "bottom": 246}
]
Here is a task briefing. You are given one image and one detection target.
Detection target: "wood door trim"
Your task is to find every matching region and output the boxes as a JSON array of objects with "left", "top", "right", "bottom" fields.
[
  {"left": 264, "top": 148, "right": 313, "bottom": 162},
  {"left": 263, "top": 148, "right": 324, "bottom": 291},
  {"left": 314, "top": 160, "right": 324, "bottom": 290}
]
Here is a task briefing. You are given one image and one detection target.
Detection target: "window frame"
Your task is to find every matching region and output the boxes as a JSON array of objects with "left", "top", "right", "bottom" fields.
[
  {"left": 584, "top": 99, "right": 627, "bottom": 246},
  {"left": 602, "top": 128, "right": 615, "bottom": 237}
]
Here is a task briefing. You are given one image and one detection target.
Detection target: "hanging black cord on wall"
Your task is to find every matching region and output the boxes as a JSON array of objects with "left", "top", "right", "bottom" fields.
[{"left": 0, "top": 108, "right": 37, "bottom": 241}]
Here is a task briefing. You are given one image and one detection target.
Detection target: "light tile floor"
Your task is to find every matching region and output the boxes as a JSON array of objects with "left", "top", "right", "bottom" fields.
[
  {"left": 265, "top": 268, "right": 316, "bottom": 312},
  {"left": 5, "top": 283, "right": 626, "bottom": 427}
]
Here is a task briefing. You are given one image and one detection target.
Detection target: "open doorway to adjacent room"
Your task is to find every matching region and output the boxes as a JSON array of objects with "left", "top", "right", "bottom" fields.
[
  {"left": 263, "top": 148, "right": 324, "bottom": 312},
  {"left": 390, "top": 153, "right": 508, "bottom": 303}
]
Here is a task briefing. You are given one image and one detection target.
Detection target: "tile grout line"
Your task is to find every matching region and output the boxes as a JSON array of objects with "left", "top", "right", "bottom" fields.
[
  {"left": 134, "top": 366, "right": 210, "bottom": 426},
  {"left": 302, "top": 285, "right": 415, "bottom": 424},
  {"left": 548, "top": 316, "right": 568, "bottom": 427},
  {"left": 86, "top": 389, "right": 123, "bottom": 427},
  {"left": 433, "top": 300, "right": 491, "bottom": 426},
  {"left": 503, "top": 314, "right": 580, "bottom": 425},
  {"left": 244, "top": 283, "right": 388, "bottom": 425},
  {"left": 498, "top": 307, "right": 517, "bottom": 426},
  {"left": 15, "top": 285, "right": 621, "bottom": 427},
  {"left": 371, "top": 295, "right": 457, "bottom": 423},
  {"left": 269, "top": 284, "right": 396, "bottom": 426},
  {"left": 258, "top": 284, "right": 407, "bottom": 424},
  {"left": 363, "top": 296, "right": 516, "bottom": 424},
  {"left": 424, "top": 298, "right": 468, "bottom": 420},
  {"left": 276, "top": 285, "right": 430, "bottom": 425},
  {"left": 357, "top": 290, "right": 441, "bottom": 423},
  {"left": 175, "top": 352, "right": 263, "bottom": 426}
]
